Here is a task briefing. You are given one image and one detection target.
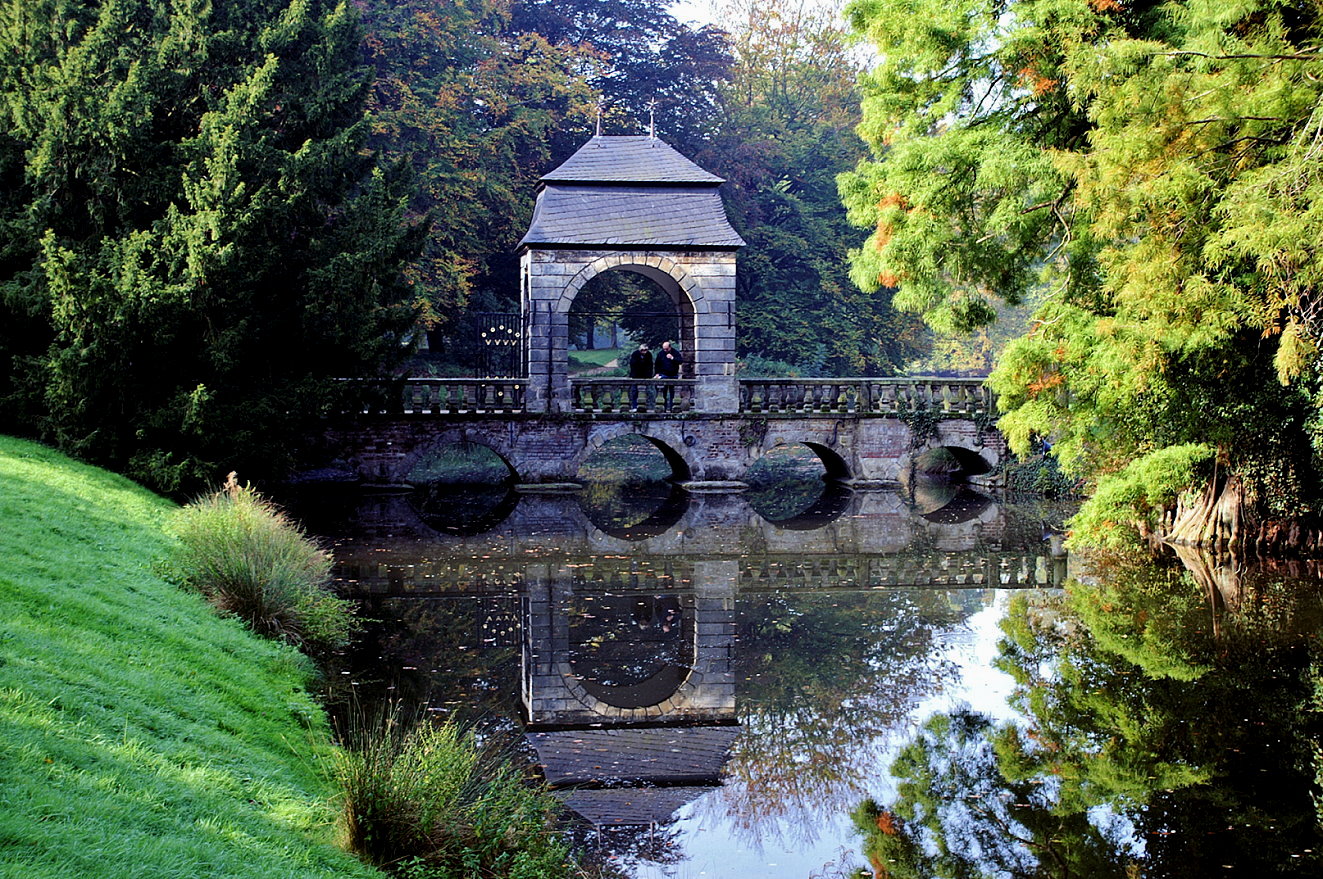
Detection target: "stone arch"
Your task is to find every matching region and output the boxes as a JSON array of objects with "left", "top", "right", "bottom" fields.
[
  {"left": 799, "top": 441, "right": 853, "bottom": 481},
  {"left": 910, "top": 445, "right": 994, "bottom": 481},
  {"left": 558, "top": 253, "right": 708, "bottom": 318},
  {"left": 397, "top": 429, "right": 521, "bottom": 485},
  {"left": 575, "top": 424, "right": 694, "bottom": 483}
]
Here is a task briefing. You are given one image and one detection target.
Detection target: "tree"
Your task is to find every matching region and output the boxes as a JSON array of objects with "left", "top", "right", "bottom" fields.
[
  {"left": 839, "top": 0, "right": 1323, "bottom": 544},
  {"left": 0, "top": 0, "right": 421, "bottom": 493},
  {"left": 854, "top": 559, "right": 1323, "bottom": 877},
  {"left": 358, "top": 0, "right": 598, "bottom": 327},
  {"left": 700, "top": 0, "right": 928, "bottom": 375},
  {"left": 509, "top": 0, "right": 733, "bottom": 151}
]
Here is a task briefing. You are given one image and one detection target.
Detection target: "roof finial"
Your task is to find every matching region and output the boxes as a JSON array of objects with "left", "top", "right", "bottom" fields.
[
  {"left": 647, "top": 100, "right": 657, "bottom": 140},
  {"left": 595, "top": 102, "right": 603, "bottom": 138}
]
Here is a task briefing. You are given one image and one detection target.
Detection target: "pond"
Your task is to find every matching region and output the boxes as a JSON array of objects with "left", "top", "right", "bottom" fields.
[{"left": 293, "top": 480, "right": 1323, "bottom": 878}]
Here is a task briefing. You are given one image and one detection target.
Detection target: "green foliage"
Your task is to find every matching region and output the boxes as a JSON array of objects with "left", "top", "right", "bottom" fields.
[
  {"left": 897, "top": 399, "right": 940, "bottom": 448},
  {"left": 0, "top": 435, "right": 377, "bottom": 879},
  {"left": 1001, "top": 452, "right": 1084, "bottom": 498},
  {"left": 1069, "top": 443, "right": 1216, "bottom": 550},
  {"left": 166, "top": 473, "right": 358, "bottom": 651},
  {"left": 0, "top": 0, "right": 422, "bottom": 495},
  {"left": 855, "top": 558, "right": 1323, "bottom": 877},
  {"left": 333, "top": 705, "right": 571, "bottom": 878},
  {"left": 703, "top": 0, "right": 929, "bottom": 375},
  {"left": 359, "top": 0, "right": 597, "bottom": 324},
  {"left": 842, "top": 0, "right": 1323, "bottom": 527}
]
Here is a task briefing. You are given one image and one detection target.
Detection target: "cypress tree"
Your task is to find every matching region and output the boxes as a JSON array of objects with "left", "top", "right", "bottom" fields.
[{"left": 0, "top": 0, "right": 421, "bottom": 493}]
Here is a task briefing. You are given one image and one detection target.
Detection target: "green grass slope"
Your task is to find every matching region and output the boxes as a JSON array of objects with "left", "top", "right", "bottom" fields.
[{"left": 0, "top": 437, "right": 378, "bottom": 879}]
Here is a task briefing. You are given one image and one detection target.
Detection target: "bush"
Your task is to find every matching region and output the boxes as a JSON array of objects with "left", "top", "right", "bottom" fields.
[
  {"left": 165, "top": 473, "right": 358, "bottom": 650},
  {"left": 333, "top": 707, "right": 572, "bottom": 878},
  {"left": 1068, "top": 443, "right": 1217, "bottom": 549}
]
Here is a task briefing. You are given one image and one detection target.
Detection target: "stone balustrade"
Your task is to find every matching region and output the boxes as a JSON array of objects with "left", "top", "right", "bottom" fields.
[
  {"left": 737, "top": 377, "right": 993, "bottom": 417},
  {"left": 340, "top": 376, "right": 993, "bottom": 418},
  {"left": 569, "top": 378, "right": 696, "bottom": 414},
  {"left": 345, "top": 378, "right": 527, "bottom": 415}
]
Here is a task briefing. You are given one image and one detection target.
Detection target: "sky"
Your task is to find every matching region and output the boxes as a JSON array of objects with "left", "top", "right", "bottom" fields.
[{"left": 669, "top": 0, "right": 717, "bottom": 27}]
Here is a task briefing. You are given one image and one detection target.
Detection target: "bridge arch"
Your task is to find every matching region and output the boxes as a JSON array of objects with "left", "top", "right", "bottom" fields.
[
  {"left": 575, "top": 424, "right": 694, "bottom": 483},
  {"left": 399, "top": 431, "right": 520, "bottom": 485}
]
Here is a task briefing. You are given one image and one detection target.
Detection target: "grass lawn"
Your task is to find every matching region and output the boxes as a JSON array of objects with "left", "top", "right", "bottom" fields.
[
  {"left": 0, "top": 436, "right": 379, "bottom": 879},
  {"left": 567, "top": 347, "right": 623, "bottom": 373}
]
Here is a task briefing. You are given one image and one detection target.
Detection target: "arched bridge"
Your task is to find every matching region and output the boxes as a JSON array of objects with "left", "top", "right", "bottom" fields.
[
  {"left": 314, "top": 136, "right": 1005, "bottom": 488},
  {"left": 323, "top": 375, "right": 1004, "bottom": 487}
]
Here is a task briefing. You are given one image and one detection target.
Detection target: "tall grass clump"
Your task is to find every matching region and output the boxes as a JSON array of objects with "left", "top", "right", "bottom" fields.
[
  {"left": 167, "top": 472, "right": 357, "bottom": 651},
  {"left": 334, "top": 707, "right": 573, "bottom": 879}
]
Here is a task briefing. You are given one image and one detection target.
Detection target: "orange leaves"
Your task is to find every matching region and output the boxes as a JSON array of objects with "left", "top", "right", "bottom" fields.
[
  {"left": 1027, "top": 372, "right": 1064, "bottom": 396},
  {"left": 1088, "top": 0, "right": 1123, "bottom": 12},
  {"left": 1017, "top": 66, "right": 1059, "bottom": 97},
  {"left": 875, "top": 809, "right": 900, "bottom": 835}
]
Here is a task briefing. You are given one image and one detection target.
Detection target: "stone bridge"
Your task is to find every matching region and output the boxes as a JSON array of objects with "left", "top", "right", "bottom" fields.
[
  {"left": 315, "top": 136, "right": 1008, "bottom": 489},
  {"left": 323, "top": 375, "right": 1004, "bottom": 488}
]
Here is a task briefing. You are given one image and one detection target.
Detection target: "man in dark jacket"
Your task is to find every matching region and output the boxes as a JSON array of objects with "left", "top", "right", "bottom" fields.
[
  {"left": 627, "top": 342, "right": 653, "bottom": 411},
  {"left": 654, "top": 340, "right": 683, "bottom": 411}
]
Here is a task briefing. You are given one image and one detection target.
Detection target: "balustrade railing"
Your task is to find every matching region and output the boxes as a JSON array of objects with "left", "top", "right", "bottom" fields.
[
  {"left": 344, "top": 378, "right": 527, "bottom": 415},
  {"left": 737, "top": 377, "right": 993, "bottom": 417},
  {"left": 339, "top": 376, "right": 992, "bottom": 418},
  {"left": 569, "top": 378, "right": 695, "bottom": 414}
]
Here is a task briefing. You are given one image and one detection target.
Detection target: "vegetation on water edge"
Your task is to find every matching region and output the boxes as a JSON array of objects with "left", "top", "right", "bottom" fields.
[
  {"left": 0, "top": 435, "right": 377, "bottom": 879},
  {"left": 333, "top": 707, "right": 572, "bottom": 879},
  {"left": 164, "top": 473, "right": 360, "bottom": 652},
  {"left": 842, "top": 0, "right": 1323, "bottom": 548}
]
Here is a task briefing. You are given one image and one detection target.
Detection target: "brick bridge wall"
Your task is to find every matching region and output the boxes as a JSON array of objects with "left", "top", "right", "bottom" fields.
[{"left": 320, "top": 413, "right": 1007, "bottom": 486}]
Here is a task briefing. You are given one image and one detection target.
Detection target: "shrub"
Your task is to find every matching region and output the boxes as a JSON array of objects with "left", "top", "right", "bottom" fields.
[
  {"left": 166, "top": 473, "right": 358, "bottom": 650},
  {"left": 1068, "top": 443, "right": 1217, "bottom": 549},
  {"left": 333, "top": 706, "right": 572, "bottom": 878}
]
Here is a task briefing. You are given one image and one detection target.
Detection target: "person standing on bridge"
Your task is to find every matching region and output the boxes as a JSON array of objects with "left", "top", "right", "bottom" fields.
[
  {"left": 654, "top": 340, "right": 683, "bottom": 411},
  {"left": 628, "top": 342, "right": 654, "bottom": 411}
]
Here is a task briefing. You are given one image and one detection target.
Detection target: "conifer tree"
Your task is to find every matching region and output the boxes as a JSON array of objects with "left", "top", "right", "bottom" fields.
[{"left": 0, "top": 0, "right": 421, "bottom": 492}]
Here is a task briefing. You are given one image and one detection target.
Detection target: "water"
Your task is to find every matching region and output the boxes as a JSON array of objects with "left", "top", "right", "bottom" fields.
[{"left": 294, "top": 481, "right": 1323, "bottom": 878}]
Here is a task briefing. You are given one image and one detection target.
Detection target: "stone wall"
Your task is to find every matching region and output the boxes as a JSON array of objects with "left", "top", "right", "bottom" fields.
[
  {"left": 521, "top": 248, "right": 738, "bottom": 413},
  {"left": 319, "top": 413, "right": 1007, "bottom": 486}
]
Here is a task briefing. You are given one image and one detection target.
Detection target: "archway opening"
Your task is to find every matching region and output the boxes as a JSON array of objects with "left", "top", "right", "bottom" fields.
[
  {"left": 568, "top": 592, "right": 695, "bottom": 709},
  {"left": 912, "top": 446, "right": 992, "bottom": 481},
  {"left": 746, "top": 443, "right": 853, "bottom": 527},
  {"left": 578, "top": 434, "right": 690, "bottom": 538},
  {"left": 567, "top": 268, "right": 692, "bottom": 377},
  {"left": 405, "top": 441, "right": 517, "bottom": 536}
]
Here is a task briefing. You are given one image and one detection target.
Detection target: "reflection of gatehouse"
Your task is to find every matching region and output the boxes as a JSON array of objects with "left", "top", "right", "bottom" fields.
[
  {"left": 523, "top": 561, "right": 736, "bottom": 728},
  {"left": 322, "top": 134, "right": 1006, "bottom": 489}
]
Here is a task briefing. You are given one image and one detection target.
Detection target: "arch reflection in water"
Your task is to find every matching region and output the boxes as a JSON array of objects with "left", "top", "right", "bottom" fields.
[
  {"left": 523, "top": 561, "right": 737, "bottom": 729},
  {"left": 408, "top": 483, "right": 519, "bottom": 536},
  {"left": 906, "top": 475, "right": 995, "bottom": 525},
  {"left": 576, "top": 480, "right": 690, "bottom": 540},
  {"left": 745, "top": 443, "right": 853, "bottom": 528}
]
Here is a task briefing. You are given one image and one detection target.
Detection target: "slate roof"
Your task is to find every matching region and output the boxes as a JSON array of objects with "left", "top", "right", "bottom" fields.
[
  {"left": 542, "top": 135, "right": 724, "bottom": 184},
  {"left": 519, "top": 136, "right": 745, "bottom": 249}
]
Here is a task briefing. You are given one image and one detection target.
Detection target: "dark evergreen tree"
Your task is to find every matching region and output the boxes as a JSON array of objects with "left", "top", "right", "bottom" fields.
[{"left": 0, "top": 0, "right": 422, "bottom": 493}]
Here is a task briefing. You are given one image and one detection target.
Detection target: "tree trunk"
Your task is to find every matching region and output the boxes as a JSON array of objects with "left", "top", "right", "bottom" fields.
[{"left": 1158, "top": 472, "right": 1323, "bottom": 556}]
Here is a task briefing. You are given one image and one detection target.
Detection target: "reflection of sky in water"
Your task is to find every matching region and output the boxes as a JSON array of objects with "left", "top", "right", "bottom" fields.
[{"left": 633, "top": 594, "right": 1025, "bottom": 879}]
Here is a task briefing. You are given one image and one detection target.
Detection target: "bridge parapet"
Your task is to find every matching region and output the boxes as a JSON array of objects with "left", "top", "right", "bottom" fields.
[
  {"left": 342, "top": 376, "right": 992, "bottom": 418},
  {"left": 346, "top": 378, "right": 527, "bottom": 415},
  {"left": 570, "top": 378, "right": 696, "bottom": 413},
  {"left": 738, "top": 377, "right": 993, "bottom": 417}
]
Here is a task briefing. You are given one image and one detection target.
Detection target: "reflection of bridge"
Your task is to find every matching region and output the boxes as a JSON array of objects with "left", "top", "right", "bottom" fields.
[
  {"left": 326, "top": 490, "right": 1068, "bottom": 594},
  {"left": 313, "top": 135, "right": 1005, "bottom": 487},
  {"left": 325, "top": 486, "right": 1067, "bottom": 835}
]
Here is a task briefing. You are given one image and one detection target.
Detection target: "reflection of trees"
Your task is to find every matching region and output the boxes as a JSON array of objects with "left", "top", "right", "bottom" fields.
[
  {"left": 710, "top": 590, "right": 981, "bottom": 848},
  {"left": 854, "top": 556, "right": 1323, "bottom": 877},
  {"left": 326, "top": 595, "right": 525, "bottom": 728}
]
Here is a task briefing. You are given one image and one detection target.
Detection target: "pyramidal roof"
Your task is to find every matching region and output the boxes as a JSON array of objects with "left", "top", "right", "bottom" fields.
[{"left": 542, "top": 135, "right": 724, "bottom": 185}]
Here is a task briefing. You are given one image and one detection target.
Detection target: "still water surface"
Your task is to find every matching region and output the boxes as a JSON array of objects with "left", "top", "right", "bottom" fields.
[{"left": 296, "top": 480, "right": 1323, "bottom": 878}]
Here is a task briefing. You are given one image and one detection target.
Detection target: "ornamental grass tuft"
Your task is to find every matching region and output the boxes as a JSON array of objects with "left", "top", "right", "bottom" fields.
[
  {"left": 333, "top": 705, "right": 572, "bottom": 879},
  {"left": 166, "top": 472, "right": 358, "bottom": 651}
]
